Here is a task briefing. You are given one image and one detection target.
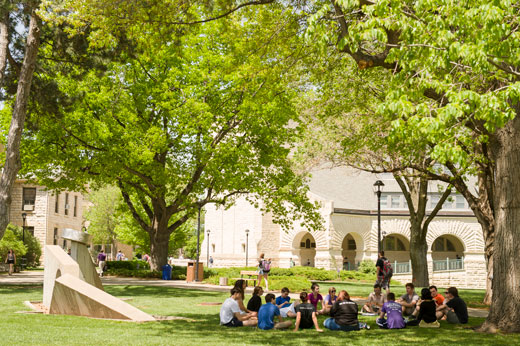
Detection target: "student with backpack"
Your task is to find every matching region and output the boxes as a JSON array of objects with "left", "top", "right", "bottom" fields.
[
  {"left": 257, "top": 253, "right": 271, "bottom": 291},
  {"left": 375, "top": 251, "right": 392, "bottom": 293}
]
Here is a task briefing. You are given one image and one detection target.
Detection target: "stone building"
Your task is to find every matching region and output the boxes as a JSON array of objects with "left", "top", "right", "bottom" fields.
[
  {"left": 203, "top": 166, "right": 487, "bottom": 289},
  {"left": 9, "top": 179, "right": 85, "bottom": 259}
]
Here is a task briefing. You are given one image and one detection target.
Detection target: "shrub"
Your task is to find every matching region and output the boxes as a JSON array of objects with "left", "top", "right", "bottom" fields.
[
  {"left": 358, "top": 260, "right": 377, "bottom": 275},
  {"left": 105, "top": 260, "right": 150, "bottom": 270}
]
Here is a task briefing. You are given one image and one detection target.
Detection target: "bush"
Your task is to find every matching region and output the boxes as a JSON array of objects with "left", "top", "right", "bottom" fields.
[
  {"left": 0, "top": 224, "right": 42, "bottom": 267},
  {"left": 105, "top": 260, "right": 150, "bottom": 270},
  {"left": 358, "top": 260, "right": 377, "bottom": 275}
]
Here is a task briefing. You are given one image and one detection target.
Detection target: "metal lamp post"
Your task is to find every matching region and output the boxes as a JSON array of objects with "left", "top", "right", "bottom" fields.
[
  {"left": 245, "top": 229, "right": 249, "bottom": 267},
  {"left": 21, "top": 212, "right": 27, "bottom": 244},
  {"left": 195, "top": 205, "right": 201, "bottom": 282},
  {"left": 373, "top": 180, "right": 385, "bottom": 252},
  {"left": 206, "top": 229, "right": 211, "bottom": 267}
]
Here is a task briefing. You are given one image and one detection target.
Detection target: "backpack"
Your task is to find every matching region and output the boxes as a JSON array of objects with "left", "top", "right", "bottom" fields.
[
  {"left": 383, "top": 258, "right": 393, "bottom": 278},
  {"left": 263, "top": 260, "right": 271, "bottom": 271}
]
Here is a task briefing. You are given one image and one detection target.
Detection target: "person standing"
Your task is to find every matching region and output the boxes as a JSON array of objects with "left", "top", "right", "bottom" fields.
[
  {"left": 97, "top": 250, "right": 107, "bottom": 277},
  {"left": 209, "top": 256, "right": 214, "bottom": 268},
  {"left": 5, "top": 249, "right": 16, "bottom": 275},
  {"left": 257, "top": 253, "right": 270, "bottom": 291},
  {"left": 375, "top": 251, "right": 391, "bottom": 293},
  {"left": 116, "top": 250, "right": 124, "bottom": 261}
]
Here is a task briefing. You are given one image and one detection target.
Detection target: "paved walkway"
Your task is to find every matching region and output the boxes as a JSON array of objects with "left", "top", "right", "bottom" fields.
[{"left": 0, "top": 271, "right": 488, "bottom": 318}]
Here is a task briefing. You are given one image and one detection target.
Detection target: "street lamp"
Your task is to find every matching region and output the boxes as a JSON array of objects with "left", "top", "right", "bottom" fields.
[
  {"left": 373, "top": 180, "right": 385, "bottom": 253},
  {"left": 206, "top": 229, "right": 211, "bottom": 267},
  {"left": 21, "top": 213, "right": 27, "bottom": 244},
  {"left": 245, "top": 229, "right": 250, "bottom": 267},
  {"left": 195, "top": 205, "right": 201, "bottom": 282}
]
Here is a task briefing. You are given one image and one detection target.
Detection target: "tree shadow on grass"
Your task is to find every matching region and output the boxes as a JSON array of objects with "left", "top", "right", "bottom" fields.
[{"left": 147, "top": 314, "right": 507, "bottom": 346}]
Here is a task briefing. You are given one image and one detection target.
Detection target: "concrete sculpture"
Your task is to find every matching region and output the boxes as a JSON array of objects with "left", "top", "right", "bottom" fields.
[{"left": 43, "top": 228, "right": 154, "bottom": 322}]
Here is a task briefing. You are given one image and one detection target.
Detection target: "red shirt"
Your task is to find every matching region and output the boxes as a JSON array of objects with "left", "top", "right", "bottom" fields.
[{"left": 433, "top": 294, "right": 445, "bottom": 305}]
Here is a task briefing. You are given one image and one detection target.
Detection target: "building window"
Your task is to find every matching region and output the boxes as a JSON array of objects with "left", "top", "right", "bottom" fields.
[
  {"left": 22, "top": 187, "right": 36, "bottom": 211},
  {"left": 242, "top": 243, "right": 246, "bottom": 253},
  {"left": 433, "top": 237, "right": 456, "bottom": 252},
  {"left": 211, "top": 244, "right": 215, "bottom": 252},
  {"left": 27, "top": 226, "right": 34, "bottom": 237},
  {"left": 54, "top": 192, "right": 60, "bottom": 212},
  {"left": 306, "top": 239, "right": 311, "bottom": 248},
  {"left": 456, "top": 195, "right": 465, "bottom": 209},
  {"left": 391, "top": 195, "right": 400, "bottom": 208},
  {"left": 347, "top": 239, "right": 356, "bottom": 250},
  {"left": 380, "top": 195, "right": 388, "bottom": 208},
  {"left": 384, "top": 236, "right": 406, "bottom": 251},
  {"left": 74, "top": 196, "right": 78, "bottom": 217},
  {"left": 64, "top": 193, "right": 70, "bottom": 215},
  {"left": 53, "top": 228, "right": 58, "bottom": 245},
  {"left": 430, "top": 194, "right": 440, "bottom": 209}
]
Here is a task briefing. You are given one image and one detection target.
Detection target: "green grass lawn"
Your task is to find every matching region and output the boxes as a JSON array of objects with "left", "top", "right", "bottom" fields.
[{"left": 0, "top": 285, "right": 513, "bottom": 345}]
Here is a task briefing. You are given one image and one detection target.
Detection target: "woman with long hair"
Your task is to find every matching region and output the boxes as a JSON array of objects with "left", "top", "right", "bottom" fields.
[
  {"left": 256, "top": 253, "right": 270, "bottom": 291},
  {"left": 5, "top": 249, "right": 16, "bottom": 275}
]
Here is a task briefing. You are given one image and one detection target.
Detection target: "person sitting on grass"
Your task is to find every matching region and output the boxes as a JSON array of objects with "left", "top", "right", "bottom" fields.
[
  {"left": 258, "top": 293, "right": 292, "bottom": 330},
  {"left": 376, "top": 292, "right": 405, "bottom": 329},
  {"left": 308, "top": 283, "right": 324, "bottom": 313},
  {"left": 276, "top": 287, "right": 297, "bottom": 318},
  {"left": 362, "top": 283, "right": 387, "bottom": 314},
  {"left": 436, "top": 287, "right": 468, "bottom": 324},
  {"left": 429, "top": 285, "right": 445, "bottom": 306},
  {"left": 232, "top": 279, "right": 253, "bottom": 315},
  {"left": 397, "top": 283, "right": 419, "bottom": 317},
  {"left": 321, "top": 287, "right": 338, "bottom": 315},
  {"left": 247, "top": 286, "right": 264, "bottom": 314},
  {"left": 408, "top": 288, "right": 439, "bottom": 328},
  {"left": 220, "top": 288, "right": 258, "bottom": 327},
  {"left": 324, "top": 290, "right": 370, "bottom": 331},
  {"left": 293, "top": 292, "right": 323, "bottom": 332}
]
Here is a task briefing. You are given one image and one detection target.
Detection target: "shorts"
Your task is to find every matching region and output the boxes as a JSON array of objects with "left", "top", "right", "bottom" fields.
[
  {"left": 222, "top": 316, "right": 243, "bottom": 327},
  {"left": 257, "top": 268, "right": 264, "bottom": 275},
  {"left": 376, "top": 276, "right": 390, "bottom": 289},
  {"left": 446, "top": 311, "right": 461, "bottom": 324},
  {"left": 7, "top": 259, "right": 14, "bottom": 264}
]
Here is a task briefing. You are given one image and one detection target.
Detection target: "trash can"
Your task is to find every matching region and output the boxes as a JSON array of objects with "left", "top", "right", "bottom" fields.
[
  {"left": 186, "top": 261, "right": 204, "bottom": 282},
  {"left": 162, "top": 264, "right": 172, "bottom": 280},
  {"left": 219, "top": 277, "right": 228, "bottom": 286}
]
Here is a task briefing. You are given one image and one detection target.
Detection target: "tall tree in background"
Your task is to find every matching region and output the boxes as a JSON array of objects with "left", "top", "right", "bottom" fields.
[
  {"left": 306, "top": 0, "right": 520, "bottom": 332},
  {"left": 28, "top": 3, "right": 321, "bottom": 270},
  {"left": 297, "top": 55, "right": 453, "bottom": 287},
  {"left": 0, "top": 1, "right": 41, "bottom": 240}
]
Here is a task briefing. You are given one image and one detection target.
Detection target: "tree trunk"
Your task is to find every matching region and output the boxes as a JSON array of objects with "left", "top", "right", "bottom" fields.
[
  {"left": 409, "top": 223, "right": 429, "bottom": 287},
  {"left": 149, "top": 227, "right": 170, "bottom": 271},
  {"left": 0, "top": 9, "right": 40, "bottom": 240},
  {"left": 479, "top": 115, "right": 520, "bottom": 333},
  {"left": 0, "top": 10, "right": 9, "bottom": 84}
]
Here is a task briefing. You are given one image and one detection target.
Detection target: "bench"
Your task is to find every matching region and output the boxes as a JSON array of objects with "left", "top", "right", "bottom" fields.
[{"left": 232, "top": 270, "right": 258, "bottom": 287}]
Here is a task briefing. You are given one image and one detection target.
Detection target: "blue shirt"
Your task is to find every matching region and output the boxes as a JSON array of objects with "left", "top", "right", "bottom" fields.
[
  {"left": 381, "top": 301, "right": 405, "bottom": 329},
  {"left": 258, "top": 303, "right": 280, "bottom": 330},
  {"left": 275, "top": 295, "right": 291, "bottom": 308}
]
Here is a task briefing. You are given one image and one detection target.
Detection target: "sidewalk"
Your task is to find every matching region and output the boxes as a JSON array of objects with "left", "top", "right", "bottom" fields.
[{"left": 0, "top": 271, "right": 489, "bottom": 318}]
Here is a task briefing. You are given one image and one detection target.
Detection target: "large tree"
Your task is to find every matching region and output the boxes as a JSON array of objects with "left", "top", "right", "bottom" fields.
[
  {"left": 28, "top": 3, "right": 321, "bottom": 270},
  {"left": 0, "top": 1, "right": 41, "bottom": 240},
  {"left": 296, "top": 54, "right": 453, "bottom": 287},
  {"left": 306, "top": 0, "right": 520, "bottom": 332}
]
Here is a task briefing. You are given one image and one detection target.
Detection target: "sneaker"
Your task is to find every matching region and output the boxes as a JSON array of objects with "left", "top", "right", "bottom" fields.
[{"left": 366, "top": 324, "right": 371, "bottom": 330}]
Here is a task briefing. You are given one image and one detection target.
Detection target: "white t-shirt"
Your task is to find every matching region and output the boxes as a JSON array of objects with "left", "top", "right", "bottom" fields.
[{"left": 220, "top": 297, "right": 241, "bottom": 324}]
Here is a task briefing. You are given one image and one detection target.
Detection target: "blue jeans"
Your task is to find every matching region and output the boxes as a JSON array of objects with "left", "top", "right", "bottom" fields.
[{"left": 324, "top": 318, "right": 362, "bottom": 331}]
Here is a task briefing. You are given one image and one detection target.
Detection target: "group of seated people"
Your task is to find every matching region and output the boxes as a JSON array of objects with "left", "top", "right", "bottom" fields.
[{"left": 219, "top": 280, "right": 468, "bottom": 331}]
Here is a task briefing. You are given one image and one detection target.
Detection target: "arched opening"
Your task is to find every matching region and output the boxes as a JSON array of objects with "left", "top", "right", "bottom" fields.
[
  {"left": 382, "top": 233, "right": 410, "bottom": 262},
  {"left": 292, "top": 232, "right": 316, "bottom": 267},
  {"left": 341, "top": 234, "right": 357, "bottom": 270},
  {"left": 431, "top": 235, "right": 465, "bottom": 260}
]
